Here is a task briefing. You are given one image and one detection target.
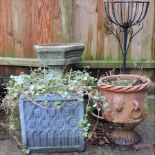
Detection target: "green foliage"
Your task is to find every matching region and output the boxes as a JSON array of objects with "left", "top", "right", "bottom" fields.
[
  {"left": 1, "top": 68, "right": 97, "bottom": 133},
  {"left": 1, "top": 67, "right": 110, "bottom": 143},
  {"left": 108, "top": 79, "right": 134, "bottom": 86},
  {"left": 79, "top": 89, "right": 110, "bottom": 138},
  {"left": 53, "top": 101, "right": 64, "bottom": 109},
  {"left": 79, "top": 118, "right": 91, "bottom": 138},
  {"left": 90, "top": 90, "right": 109, "bottom": 111},
  {"left": 6, "top": 68, "right": 97, "bottom": 100}
]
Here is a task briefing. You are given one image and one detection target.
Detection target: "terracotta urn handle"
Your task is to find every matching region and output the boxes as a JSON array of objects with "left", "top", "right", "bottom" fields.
[{"left": 129, "top": 100, "right": 142, "bottom": 119}]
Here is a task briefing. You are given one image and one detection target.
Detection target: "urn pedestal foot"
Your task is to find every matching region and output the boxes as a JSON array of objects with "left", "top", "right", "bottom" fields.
[{"left": 111, "top": 129, "right": 140, "bottom": 145}]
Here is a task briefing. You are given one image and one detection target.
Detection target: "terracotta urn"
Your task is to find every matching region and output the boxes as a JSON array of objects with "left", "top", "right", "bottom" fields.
[{"left": 98, "top": 74, "right": 151, "bottom": 145}]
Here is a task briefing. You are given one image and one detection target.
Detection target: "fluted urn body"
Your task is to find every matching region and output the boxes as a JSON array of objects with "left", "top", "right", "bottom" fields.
[{"left": 98, "top": 74, "right": 151, "bottom": 145}]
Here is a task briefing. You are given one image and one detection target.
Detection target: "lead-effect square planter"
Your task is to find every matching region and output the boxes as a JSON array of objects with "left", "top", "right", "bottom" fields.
[{"left": 18, "top": 94, "right": 84, "bottom": 153}]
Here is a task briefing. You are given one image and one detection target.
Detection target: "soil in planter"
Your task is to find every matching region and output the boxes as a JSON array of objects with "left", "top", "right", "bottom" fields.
[{"left": 103, "top": 78, "right": 147, "bottom": 86}]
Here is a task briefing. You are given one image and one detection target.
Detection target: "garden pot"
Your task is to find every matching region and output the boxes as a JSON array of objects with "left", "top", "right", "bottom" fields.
[
  {"left": 33, "top": 43, "right": 85, "bottom": 72},
  {"left": 98, "top": 74, "right": 151, "bottom": 145},
  {"left": 18, "top": 94, "right": 84, "bottom": 153}
]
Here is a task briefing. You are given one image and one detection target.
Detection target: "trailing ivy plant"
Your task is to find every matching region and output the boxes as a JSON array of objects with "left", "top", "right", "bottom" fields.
[
  {"left": 1, "top": 68, "right": 100, "bottom": 130},
  {"left": 79, "top": 89, "right": 110, "bottom": 139},
  {"left": 1, "top": 67, "right": 110, "bottom": 153}
]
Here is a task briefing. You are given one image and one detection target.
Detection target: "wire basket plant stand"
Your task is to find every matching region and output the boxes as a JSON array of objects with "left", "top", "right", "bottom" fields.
[{"left": 104, "top": 0, "right": 149, "bottom": 73}]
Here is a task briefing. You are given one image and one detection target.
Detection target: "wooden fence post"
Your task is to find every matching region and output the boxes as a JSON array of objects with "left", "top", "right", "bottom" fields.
[{"left": 60, "top": 0, "right": 72, "bottom": 42}]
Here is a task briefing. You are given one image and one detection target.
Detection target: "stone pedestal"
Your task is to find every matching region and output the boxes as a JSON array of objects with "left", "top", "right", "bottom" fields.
[{"left": 33, "top": 43, "right": 85, "bottom": 72}]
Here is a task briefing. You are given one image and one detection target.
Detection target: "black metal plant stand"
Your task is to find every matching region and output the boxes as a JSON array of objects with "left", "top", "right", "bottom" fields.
[{"left": 104, "top": 0, "right": 149, "bottom": 73}]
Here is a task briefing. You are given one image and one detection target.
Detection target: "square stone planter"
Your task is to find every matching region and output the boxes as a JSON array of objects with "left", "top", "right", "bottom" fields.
[
  {"left": 33, "top": 43, "right": 85, "bottom": 66},
  {"left": 18, "top": 94, "right": 84, "bottom": 153}
]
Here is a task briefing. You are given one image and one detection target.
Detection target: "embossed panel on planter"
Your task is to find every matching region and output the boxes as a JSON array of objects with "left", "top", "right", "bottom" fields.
[{"left": 18, "top": 94, "right": 84, "bottom": 153}]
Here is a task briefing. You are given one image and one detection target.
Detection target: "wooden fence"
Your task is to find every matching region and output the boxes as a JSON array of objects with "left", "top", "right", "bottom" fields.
[
  {"left": 0, "top": 0, "right": 154, "bottom": 76},
  {"left": 0, "top": 0, "right": 61, "bottom": 58},
  {"left": 73, "top": 0, "right": 154, "bottom": 61}
]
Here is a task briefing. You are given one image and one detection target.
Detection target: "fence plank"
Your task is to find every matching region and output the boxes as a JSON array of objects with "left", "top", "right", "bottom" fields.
[
  {"left": 151, "top": 0, "right": 155, "bottom": 60},
  {"left": 31, "top": 0, "right": 61, "bottom": 47},
  {"left": 0, "top": 0, "right": 154, "bottom": 69},
  {"left": 73, "top": 0, "right": 98, "bottom": 60},
  {"left": 0, "top": 0, "right": 13, "bottom": 57},
  {"left": 131, "top": 0, "right": 154, "bottom": 62},
  {"left": 60, "top": 0, "right": 72, "bottom": 42}
]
